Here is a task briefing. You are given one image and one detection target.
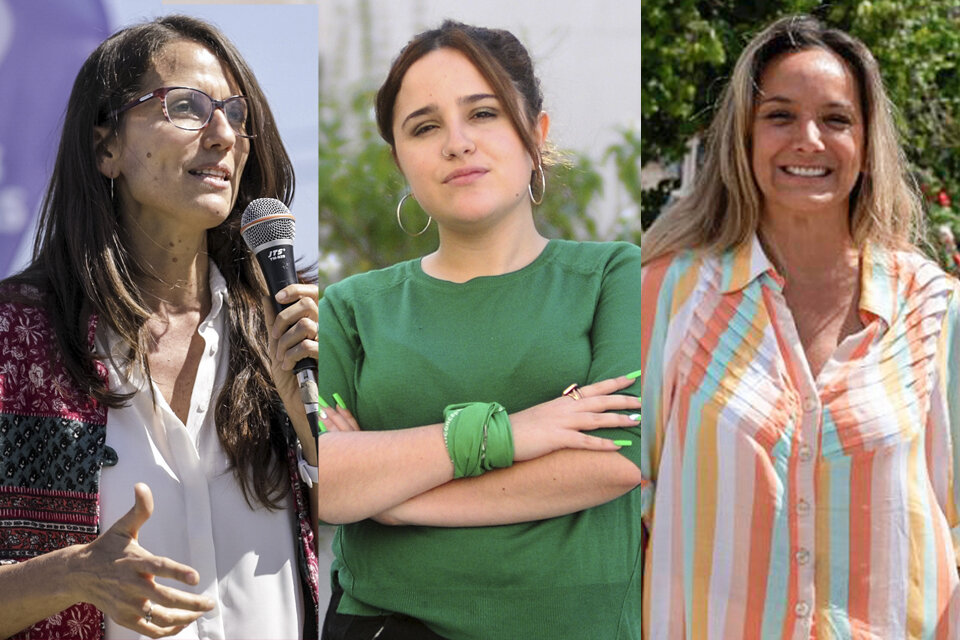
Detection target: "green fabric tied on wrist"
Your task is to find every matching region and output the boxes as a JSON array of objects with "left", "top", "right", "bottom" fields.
[{"left": 442, "top": 402, "right": 514, "bottom": 478}]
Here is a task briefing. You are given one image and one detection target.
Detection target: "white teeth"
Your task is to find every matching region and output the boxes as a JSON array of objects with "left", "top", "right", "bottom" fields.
[
  {"left": 193, "top": 169, "right": 228, "bottom": 179},
  {"left": 784, "top": 166, "right": 828, "bottom": 177}
]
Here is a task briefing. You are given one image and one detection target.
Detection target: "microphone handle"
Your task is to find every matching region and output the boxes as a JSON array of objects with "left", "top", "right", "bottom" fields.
[
  {"left": 255, "top": 242, "right": 315, "bottom": 376},
  {"left": 297, "top": 369, "right": 320, "bottom": 441},
  {"left": 255, "top": 242, "right": 320, "bottom": 443}
]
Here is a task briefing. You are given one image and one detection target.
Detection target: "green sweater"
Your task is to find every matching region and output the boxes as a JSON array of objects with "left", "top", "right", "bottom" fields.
[{"left": 319, "top": 239, "right": 642, "bottom": 639}]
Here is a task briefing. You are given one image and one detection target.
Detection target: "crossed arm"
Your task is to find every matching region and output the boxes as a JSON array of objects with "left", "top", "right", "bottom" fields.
[
  {"left": 319, "top": 244, "right": 643, "bottom": 528},
  {"left": 318, "top": 377, "right": 642, "bottom": 527}
]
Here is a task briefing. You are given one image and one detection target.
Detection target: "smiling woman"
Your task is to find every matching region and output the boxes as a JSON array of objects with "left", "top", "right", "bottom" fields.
[
  {"left": 641, "top": 15, "right": 960, "bottom": 639},
  {"left": 751, "top": 48, "right": 865, "bottom": 226}
]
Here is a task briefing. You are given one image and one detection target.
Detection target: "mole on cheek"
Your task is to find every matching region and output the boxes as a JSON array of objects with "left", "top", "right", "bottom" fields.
[{"left": 146, "top": 152, "right": 152, "bottom": 158}]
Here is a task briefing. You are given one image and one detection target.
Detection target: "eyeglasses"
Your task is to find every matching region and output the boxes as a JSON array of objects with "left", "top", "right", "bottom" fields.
[{"left": 112, "top": 86, "right": 255, "bottom": 138}]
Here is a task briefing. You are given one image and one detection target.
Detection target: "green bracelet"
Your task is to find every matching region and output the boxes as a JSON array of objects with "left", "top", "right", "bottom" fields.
[
  {"left": 481, "top": 405, "right": 513, "bottom": 470},
  {"left": 442, "top": 402, "right": 514, "bottom": 478}
]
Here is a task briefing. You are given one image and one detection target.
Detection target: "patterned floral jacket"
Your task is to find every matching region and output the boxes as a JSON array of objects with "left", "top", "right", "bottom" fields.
[{"left": 0, "top": 287, "right": 319, "bottom": 639}]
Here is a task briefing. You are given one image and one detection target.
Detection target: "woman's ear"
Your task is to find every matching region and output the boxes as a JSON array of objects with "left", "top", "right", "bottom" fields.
[
  {"left": 535, "top": 111, "right": 550, "bottom": 148},
  {"left": 93, "top": 125, "right": 119, "bottom": 178}
]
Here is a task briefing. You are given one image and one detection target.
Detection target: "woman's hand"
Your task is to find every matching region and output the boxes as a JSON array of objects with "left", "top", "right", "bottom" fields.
[
  {"left": 315, "top": 376, "right": 638, "bottom": 524},
  {"left": 319, "top": 404, "right": 361, "bottom": 432},
  {"left": 69, "top": 484, "right": 214, "bottom": 638},
  {"left": 264, "top": 283, "right": 319, "bottom": 443},
  {"left": 319, "top": 376, "right": 639, "bottom": 454},
  {"left": 509, "top": 376, "right": 640, "bottom": 461}
]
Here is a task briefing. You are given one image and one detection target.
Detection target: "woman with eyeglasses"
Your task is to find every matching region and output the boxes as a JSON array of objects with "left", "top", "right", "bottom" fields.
[
  {"left": 318, "top": 21, "right": 642, "bottom": 640},
  {"left": 0, "top": 15, "right": 318, "bottom": 640}
]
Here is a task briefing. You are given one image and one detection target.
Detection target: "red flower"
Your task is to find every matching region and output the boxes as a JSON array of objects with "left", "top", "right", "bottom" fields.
[{"left": 938, "top": 189, "right": 952, "bottom": 207}]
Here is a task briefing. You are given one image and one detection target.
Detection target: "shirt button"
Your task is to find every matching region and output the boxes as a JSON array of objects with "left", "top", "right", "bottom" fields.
[
  {"left": 798, "top": 445, "right": 813, "bottom": 462},
  {"left": 803, "top": 398, "right": 818, "bottom": 413},
  {"left": 196, "top": 405, "right": 206, "bottom": 413},
  {"left": 795, "top": 601, "right": 810, "bottom": 617},
  {"left": 796, "top": 549, "right": 810, "bottom": 565},
  {"left": 797, "top": 499, "right": 811, "bottom": 514}
]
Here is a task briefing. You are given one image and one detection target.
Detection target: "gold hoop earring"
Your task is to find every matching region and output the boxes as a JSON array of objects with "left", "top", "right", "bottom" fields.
[
  {"left": 396, "top": 193, "right": 433, "bottom": 237},
  {"left": 528, "top": 162, "right": 546, "bottom": 206}
]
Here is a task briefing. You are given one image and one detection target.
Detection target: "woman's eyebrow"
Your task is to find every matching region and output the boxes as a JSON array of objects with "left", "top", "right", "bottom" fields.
[
  {"left": 757, "top": 94, "right": 855, "bottom": 111},
  {"left": 401, "top": 93, "right": 499, "bottom": 128}
]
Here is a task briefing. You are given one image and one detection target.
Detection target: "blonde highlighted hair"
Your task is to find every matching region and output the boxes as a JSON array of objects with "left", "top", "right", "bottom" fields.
[{"left": 642, "top": 15, "right": 923, "bottom": 265}]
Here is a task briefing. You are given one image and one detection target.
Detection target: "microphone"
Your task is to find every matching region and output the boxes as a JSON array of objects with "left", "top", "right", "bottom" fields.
[{"left": 241, "top": 198, "right": 320, "bottom": 441}]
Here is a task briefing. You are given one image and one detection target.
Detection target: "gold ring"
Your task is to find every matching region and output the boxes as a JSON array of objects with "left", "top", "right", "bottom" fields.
[{"left": 562, "top": 383, "right": 583, "bottom": 401}]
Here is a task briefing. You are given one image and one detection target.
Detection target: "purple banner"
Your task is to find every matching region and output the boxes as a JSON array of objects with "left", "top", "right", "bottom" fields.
[{"left": 0, "top": 0, "right": 109, "bottom": 276}]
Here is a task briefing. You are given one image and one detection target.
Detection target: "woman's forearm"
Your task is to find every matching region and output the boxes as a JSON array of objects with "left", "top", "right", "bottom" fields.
[
  {"left": 317, "top": 425, "right": 454, "bottom": 524},
  {"left": 0, "top": 546, "right": 82, "bottom": 638},
  {"left": 319, "top": 379, "right": 640, "bottom": 525},
  {"left": 373, "top": 449, "right": 642, "bottom": 527}
]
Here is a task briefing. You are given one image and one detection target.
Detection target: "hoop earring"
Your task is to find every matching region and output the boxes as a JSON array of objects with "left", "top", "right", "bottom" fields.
[
  {"left": 396, "top": 193, "right": 433, "bottom": 237},
  {"left": 528, "top": 162, "right": 546, "bottom": 206}
]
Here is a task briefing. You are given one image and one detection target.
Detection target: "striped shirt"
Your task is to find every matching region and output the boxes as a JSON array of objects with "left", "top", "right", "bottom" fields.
[{"left": 640, "top": 236, "right": 960, "bottom": 639}]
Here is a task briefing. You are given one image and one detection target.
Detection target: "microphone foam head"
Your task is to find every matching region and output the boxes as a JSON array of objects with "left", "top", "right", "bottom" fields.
[{"left": 241, "top": 198, "right": 296, "bottom": 251}]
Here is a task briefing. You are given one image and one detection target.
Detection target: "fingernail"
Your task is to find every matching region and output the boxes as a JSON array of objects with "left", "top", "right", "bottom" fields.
[
  {"left": 614, "top": 440, "right": 633, "bottom": 447},
  {"left": 320, "top": 409, "right": 328, "bottom": 420},
  {"left": 626, "top": 370, "right": 641, "bottom": 379},
  {"left": 276, "top": 290, "right": 289, "bottom": 302},
  {"left": 319, "top": 396, "right": 331, "bottom": 408},
  {"left": 629, "top": 413, "right": 640, "bottom": 421},
  {"left": 333, "top": 393, "right": 347, "bottom": 409},
  {"left": 319, "top": 422, "right": 328, "bottom": 434}
]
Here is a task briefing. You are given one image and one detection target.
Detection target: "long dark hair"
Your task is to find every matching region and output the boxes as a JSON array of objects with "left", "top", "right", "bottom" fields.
[{"left": 7, "top": 15, "right": 296, "bottom": 509}]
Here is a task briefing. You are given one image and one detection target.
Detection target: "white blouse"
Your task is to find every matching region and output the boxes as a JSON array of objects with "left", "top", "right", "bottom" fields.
[{"left": 98, "top": 264, "right": 303, "bottom": 640}]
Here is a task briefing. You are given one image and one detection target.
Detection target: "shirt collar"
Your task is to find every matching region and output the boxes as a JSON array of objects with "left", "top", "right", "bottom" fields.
[
  {"left": 205, "top": 260, "right": 229, "bottom": 328},
  {"left": 720, "top": 233, "right": 897, "bottom": 328},
  {"left": 719, "top": 234, "right": 781, "bottom": 294},
  {"left": 857, "top": 242, "right": 896, "bottom": 327},
  {"left": 99, "top": 259, "right": 230, "bottom": 359}
]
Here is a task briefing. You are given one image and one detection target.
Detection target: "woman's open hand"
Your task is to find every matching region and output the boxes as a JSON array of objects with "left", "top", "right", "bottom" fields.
[
  {"left": 509, "top": 376, "right": 640, "bottom": 461},
  {"left": 68, "top": 484, "right": 214, "bottom": 638}
]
